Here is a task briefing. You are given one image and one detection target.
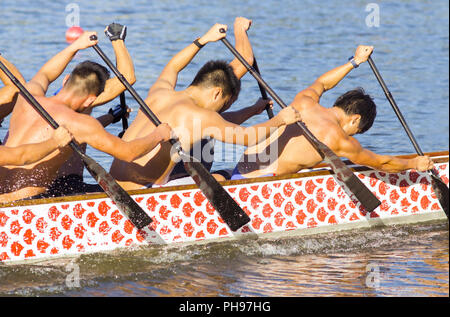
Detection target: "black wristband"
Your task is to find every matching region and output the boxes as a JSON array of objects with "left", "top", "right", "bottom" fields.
[
  {"left": 193, "top": 38, "right": 204, "bottom": 49},
  {"left": 105, "top": 23, "right": 127, "bottom": 41},
  {"left": 108, "top": 104, "right": 125, "bottom": 123},
  {"left": 348, "top": 56, "right": 359, "bottom": 68}
]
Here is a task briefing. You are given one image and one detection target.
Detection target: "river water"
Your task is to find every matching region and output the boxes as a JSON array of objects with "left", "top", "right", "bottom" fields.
[{"left": 0, "top": 0, "right": 448, "bottom": 299}]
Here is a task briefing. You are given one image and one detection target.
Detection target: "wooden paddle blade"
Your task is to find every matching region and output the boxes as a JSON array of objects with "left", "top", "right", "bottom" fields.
[
  {"left": 79, "top": 152, "right": 152, "bottom": 229},
  {"left": 178, "top": 151, "right": 250, "bottom": 231},
  {"left": 321, "top": 146, "right": 381, "bottom": 212},
  {"left": 430, "top": 172, "right": 449, "bottom": 218}
]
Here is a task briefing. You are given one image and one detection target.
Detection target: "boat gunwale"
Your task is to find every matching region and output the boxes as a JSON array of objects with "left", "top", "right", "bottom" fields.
[{"left": 0, "top": 151, "right": 448, "bottom": 208}]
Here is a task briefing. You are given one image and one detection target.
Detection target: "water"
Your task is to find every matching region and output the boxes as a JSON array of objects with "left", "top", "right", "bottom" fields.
[
  {"left": 0, "top": 221, "right": 448, "bottom": 298},
  {"left": 0, "top": 0, "right": 448, "bottom": 298}
]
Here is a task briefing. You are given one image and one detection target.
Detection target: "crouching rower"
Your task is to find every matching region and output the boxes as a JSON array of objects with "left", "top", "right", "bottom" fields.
[
  {"left": 231, "top": 45, "right": 434, "bottom": 179},
  {"left": 45, "top": 23, "right": 136, "bottom": 196},
  {"left": 0, "top": 30, "right": 173, "bottom": 203},
  {"left": 168, "top": 17, "right": 273, "bottom": 182}
]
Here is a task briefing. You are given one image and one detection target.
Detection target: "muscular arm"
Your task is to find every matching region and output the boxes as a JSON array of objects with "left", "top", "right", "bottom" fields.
[
  {"left": 0, "top": 127, "right": 72, "bottom": 166},
  {"left": 221, "top": 98, "right": 273, "bottom": 124},
  {"left": 335, "top": 135, "right": 433, "bottom": 173},
  {"left": 202, "top": 106, "right": 298, "bottom": 146},
  {"left": 229, "top": 17, "right": 254, "bottom": 80},
  {"left": 148, "top": 23, "right": 227, "bottom": 94},
  {"left": 0, "top": 55, "right": 26, "bottom": 120},
  {"left": 294, "top": 45, "right": 374, "bottom": 103},
  {"left": 92, "top": 40, "right": 136, "bottom": 106},
  {"left": 294, "top": 62, "right": 354, "bottom": 103},
  {"left": 26, "top": 31, "right": 98, "bottom": 96},
  {"left": 68, "top": 114, "right": 168, "bottom": 162},
  {"left": 0, "top": 141, "right": 59, "bottom": 166}
]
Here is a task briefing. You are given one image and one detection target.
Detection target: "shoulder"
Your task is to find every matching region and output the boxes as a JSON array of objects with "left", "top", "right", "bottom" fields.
[
  {"left": 293, "top": 81, "right": 324, "bottom": 103},
  {"left": 291, "top": 94, "right": 319, "bottom": 112},
  {"left": 330, "top": 132, "right": 365, "bottom": 159}
]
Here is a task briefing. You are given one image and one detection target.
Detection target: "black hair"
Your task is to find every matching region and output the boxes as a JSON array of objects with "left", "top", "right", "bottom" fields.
[
  {"left": 190, "top": 60, "right": 241, "bottom": 100},
  {"left": 333, "top": 87, "right": 377, "bottom": 134},
  {"left": 65, "top": 60, "right": 110, "bottom": 96}
]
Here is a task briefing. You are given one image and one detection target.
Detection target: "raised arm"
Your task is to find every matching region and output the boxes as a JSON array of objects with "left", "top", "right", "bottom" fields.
[
  {"left": 335, "top": 134, "right": 434, "bottom": 173},
  {"left": 92, "top": 23, "right": 135, "bottom": 106},
  {"left": 202, "top": 105, "right": 300, "bottom": 146},
  {"left": 0, "top": 54, "right": 26, "bottom": 120},
  {"left": 229, "top": 17, "right": 254, "bottom": 80},
  {"left": 26, "top": 31, "right": 98, "bottom": 96},
  {"left": 294, "top": 45, "right": 374, "bottom": 102},
  {"left": 0, "top": 126, "right": 72, "bottom": 166},
  {"left": 0, "top": 54, "right": 26, "bottom": 88},
  {"left": 148, "top": 23, "right": 228, "bottom": 94}
]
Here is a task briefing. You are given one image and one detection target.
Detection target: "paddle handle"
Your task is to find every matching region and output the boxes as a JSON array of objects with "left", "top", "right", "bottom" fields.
[
  {"left": 253, "top": 58, "right": 274, "bottom": 118},
  {"left": 367, "top": 57, "right": 424, "bottom": 156},
  {"left": 0, "top": 59, "right": 83, "bottom": 155}
]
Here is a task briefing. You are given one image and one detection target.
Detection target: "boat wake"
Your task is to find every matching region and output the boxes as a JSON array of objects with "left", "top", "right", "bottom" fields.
[{"left": 0, "top": 220, "right": 447, "bottom": 296}]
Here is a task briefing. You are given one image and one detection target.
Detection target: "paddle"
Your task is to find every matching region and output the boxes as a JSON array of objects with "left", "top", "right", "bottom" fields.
[
  {"left": 90, "top": 35, "right": 250, "bottom": 231},
  {"left": 0, "top": 59, "right": 152, "bottom": 229},
  {"left": 220, "top": 30, "right": 381, "bottom": 213},
  {"left": 118, "top": 92, "right": 128, "bottom": 138},
  {"left": 367, "top": 56, "right": 449, "bottom": 218},
  {"left": 253, "top": 58, "right": 274, "bottom": 118}
]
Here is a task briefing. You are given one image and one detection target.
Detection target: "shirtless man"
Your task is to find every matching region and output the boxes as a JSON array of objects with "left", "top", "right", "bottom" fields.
[
  {"left": 110, "top": 21, "right": 300, "bottom": 190},
  {"left": 231, "top": 45, "right": 434, "bottom": 180},
  {"left": 168, "top": 17, "right": 273, "bottom": 181},
  {"left": 0, "top": 31, "right": 172, "bottom": 203}
]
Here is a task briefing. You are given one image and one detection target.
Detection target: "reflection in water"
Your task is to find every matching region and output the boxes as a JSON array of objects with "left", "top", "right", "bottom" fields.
[{"left": 0, "top": 221, "right": 447, "bottom": 297}]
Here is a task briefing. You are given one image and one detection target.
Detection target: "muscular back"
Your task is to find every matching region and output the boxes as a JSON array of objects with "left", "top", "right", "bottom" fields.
[
  {"left": 238, "top": 96, "right": 342, "bottom": 177},
  {"left": 110, "top": 90, "right": 204, "bottom": 188},
  {"left": 0, "top": 96, "right": 74, "bottom": 201}
]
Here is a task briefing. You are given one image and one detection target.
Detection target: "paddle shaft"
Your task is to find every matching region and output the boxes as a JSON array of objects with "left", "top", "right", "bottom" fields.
[
  {"left": 118, "top": 92, "right": 128, "bottom": 138},
  {"left": 253, "top": 58, "right": 274, "bottom": 118},
  {"left": 0, "top": 58, "right": 152, "bottom": 229},
  {"left": 91, "top": 40, "right": 163, "bottom": 127},
  {"left": 367, "top": 57, "right": 424, "bottom": 155},
  {"left": 220, "top": 32, "right": 381, "bottom": 212},
  {"left": 367, "top": 56, "right": 448, "bottom": 218}
]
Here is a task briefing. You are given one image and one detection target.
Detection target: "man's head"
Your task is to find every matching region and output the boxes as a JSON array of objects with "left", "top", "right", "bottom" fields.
[
  {"left": 62, "top": 61, "right": 110, "bottom": 110},
  {"left": 333, "top": 88, "right": 377, "bottom": 135},
  {"left": 189, "top": 60, "right": 241, "bottom": 113}
]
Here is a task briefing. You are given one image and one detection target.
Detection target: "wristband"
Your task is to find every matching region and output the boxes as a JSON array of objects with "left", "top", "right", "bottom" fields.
[
  {"left": 108, "top": 104, "right": 126, "bottom": 123},
  {"left": 193, "top": 38, "right": 204, "bottom": 49},
  {"left": 348, "top": 56, "right": 359, "bottom": 68}
]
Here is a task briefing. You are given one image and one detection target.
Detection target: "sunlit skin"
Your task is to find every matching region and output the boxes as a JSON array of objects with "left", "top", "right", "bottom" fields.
[
  {"left": 234, "top": 45, "right": 434, "bottom": 179},
  {"left": 0, "top": 31, "right": 172, "bottom": 203},
  {"left": 110, "top": 19, "right": 301, "bottom": 190}
]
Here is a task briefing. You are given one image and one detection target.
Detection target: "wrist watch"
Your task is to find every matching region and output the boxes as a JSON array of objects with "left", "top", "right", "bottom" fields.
[
  {"left": 348, "top": 56, "right": 359, "bottom": 68},
  {"left": 193, "top": 38, "right": 204, "bottom": 49}
]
